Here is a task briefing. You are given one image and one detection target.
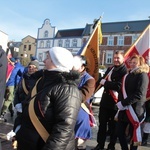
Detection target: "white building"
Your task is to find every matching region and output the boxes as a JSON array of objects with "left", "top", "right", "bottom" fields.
[
  {"left": 0, "top": 30, "right": 8, "bottom": 51},
  {"left": 36, "top": 18, "right": 90, "bottom": 68}
]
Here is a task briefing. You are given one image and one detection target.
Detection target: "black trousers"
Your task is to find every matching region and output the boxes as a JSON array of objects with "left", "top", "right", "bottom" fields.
[
  {"left": 116, "top": 121, "right": 138, "bottom": 150},
  {"left": 97, "top": 107, "right": 117, "bottom": 149}
]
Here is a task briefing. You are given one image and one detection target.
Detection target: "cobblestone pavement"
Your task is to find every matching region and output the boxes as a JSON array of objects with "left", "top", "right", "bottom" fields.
[{"left": 0, "top": 106, "right": 150, "bottom": 150}]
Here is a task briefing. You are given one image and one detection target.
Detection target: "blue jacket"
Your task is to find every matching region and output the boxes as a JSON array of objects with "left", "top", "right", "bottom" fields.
[{"left": 6, "top": 62, "right": 24, "bottom": 87}]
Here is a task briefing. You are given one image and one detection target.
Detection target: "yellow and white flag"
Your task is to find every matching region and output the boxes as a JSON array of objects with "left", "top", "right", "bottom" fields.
[{"left": 78, "top": 19, "right": 103, "bottom": 82}]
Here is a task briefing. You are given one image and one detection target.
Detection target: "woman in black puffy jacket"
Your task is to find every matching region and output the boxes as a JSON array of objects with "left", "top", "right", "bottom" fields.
[{"left": 15, "top": 47, "right": 82, "bottom": 150}]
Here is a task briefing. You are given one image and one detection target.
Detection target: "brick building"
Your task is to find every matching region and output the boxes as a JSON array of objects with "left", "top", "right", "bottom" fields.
[{"left": 36, "top": 19, "right": 150, "bottom": 68}]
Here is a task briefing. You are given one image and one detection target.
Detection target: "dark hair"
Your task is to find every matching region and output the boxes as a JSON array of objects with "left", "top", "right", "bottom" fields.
[
  {"left": 80, "top": 55, "right": 87, "bottom": 66},
  {"left": 115, "top": 51, "right": 124, "bottom": 56}
]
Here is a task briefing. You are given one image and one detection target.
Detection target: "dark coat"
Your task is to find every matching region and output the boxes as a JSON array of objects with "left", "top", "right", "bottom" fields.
[
  {"left": 14, "top": 70, "right": 43, "bottom": 106},
  {"left": 0, "top": 47, "right": 7, "bottom": 110},
  {"left": 118, "top": 70, "right": 149, "bottom": 122},
  {"left": 145, "top": 100, "right": 150, "bottom": 122},
  {"left": 99, "top": 63, "right": 127, "bottom": 110},
  {"left": 16, "top": 70, "right": 82, "bottom": 150}
]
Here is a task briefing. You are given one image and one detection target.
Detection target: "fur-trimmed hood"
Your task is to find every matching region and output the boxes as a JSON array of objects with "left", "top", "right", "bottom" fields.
[{"left": 129, "top": 64, "right": 149, "bottom": 74}]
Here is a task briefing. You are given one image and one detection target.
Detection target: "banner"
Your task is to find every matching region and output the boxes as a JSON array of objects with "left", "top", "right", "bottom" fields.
[
  {"left": 78, "top": 19, "right": 102, "bottom": 82},
  {"left": 124, "top": 24, "right": 150, "bottom": 68},
  {"left": 124, "top": 24, "right": 150, "bottom": 100}
]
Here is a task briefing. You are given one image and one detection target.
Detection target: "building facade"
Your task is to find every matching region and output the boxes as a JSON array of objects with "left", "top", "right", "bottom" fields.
[
  {"left": 36, "top": 19, "right": 150, "bottom": 68},
  {"left": 0, "top": 30, "right": 8, "bottom": 51},
  {"left": 19, "top": 35, "right": 36, "bottom": 66},
  {"left": 100, "top": 20, "right": 150, "bottom": 67}
]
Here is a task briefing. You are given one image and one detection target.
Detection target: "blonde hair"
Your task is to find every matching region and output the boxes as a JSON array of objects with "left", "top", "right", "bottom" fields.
[{"left": 130, "top": 54, "right": 149, "bottom": 73}]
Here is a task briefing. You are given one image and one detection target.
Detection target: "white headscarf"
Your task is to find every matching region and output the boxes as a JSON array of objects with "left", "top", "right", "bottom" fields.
[{"left": 49, "top": 47, "right": 74, "bottom": 72}]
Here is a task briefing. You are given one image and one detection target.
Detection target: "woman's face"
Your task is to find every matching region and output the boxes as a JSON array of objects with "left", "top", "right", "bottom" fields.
[
  {"left": 129, "top": 58, "right": 139, "bottom": 70},
  {"left": 43, "top": 53, "right": 53, "bottom": 69}
]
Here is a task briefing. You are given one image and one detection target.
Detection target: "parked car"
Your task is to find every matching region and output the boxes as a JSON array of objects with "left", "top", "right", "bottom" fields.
[{"left": 92, "top": 86, "right": 104, "bottom": 105}]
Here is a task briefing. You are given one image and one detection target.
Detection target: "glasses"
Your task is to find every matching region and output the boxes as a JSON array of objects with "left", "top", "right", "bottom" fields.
[{"left": 28, "top": 65, "right": 37, "bottom": 69}]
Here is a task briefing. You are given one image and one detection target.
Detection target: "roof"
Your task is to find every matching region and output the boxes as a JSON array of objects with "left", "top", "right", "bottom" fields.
[
  {"left": 55, "top": 28, "right": 84, "bottom": 38},
  {"left": 55, "top": 20, "right": 150, "bottom": 38},
  {"left": 101, "top": 20, "right": 150, "bottom": 33},
  {"left": 11, "top": 42, "right": 22, "bottom": 47},
  {"left": 22, "top": 35, "right": 36, "bottom": 40},
  {"left": 82, "top": 24, "right": 92, "bottom": 36}
]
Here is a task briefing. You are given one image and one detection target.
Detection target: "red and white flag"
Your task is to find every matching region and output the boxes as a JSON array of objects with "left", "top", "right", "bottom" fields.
[{"left": 124, "top": 24, "right": 150, "bottom": 68}]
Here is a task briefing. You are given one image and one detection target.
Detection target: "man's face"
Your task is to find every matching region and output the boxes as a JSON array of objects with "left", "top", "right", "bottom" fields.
[
  {"left": 113, "top": 53, "right": 124, "bottom": 66},
  {"left": 28, "top": 65, "right": 38, "bottom": 74}
]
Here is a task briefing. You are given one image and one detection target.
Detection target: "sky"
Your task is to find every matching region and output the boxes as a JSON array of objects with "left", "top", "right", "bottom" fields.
[{"left": 0, "top": 0, "right": 150, "bottom": 41}]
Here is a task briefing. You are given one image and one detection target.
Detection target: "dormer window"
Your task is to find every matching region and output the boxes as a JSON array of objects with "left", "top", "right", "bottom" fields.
[{"left": 124, "top": 24, "right": 130, "bottom": 30}]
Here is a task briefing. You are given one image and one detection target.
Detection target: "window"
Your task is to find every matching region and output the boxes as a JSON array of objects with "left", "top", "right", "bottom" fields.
[
  {"left": 24, "top": 45, "right": 26, "bottom": 51},
  {"left": 28, "top": 45, "right": 31, "bottom": 51},
  {"left": 65, "top": 39, "right": 70, "bottom": 48},
  {"left": 44, "top": 30, "right": 49, "bottom": 37},
  {"left": 72, "top": 39, "right": 77, "bottom": 47},
  {"left": 107, "top": 36, "right": 114, "bottom": 46},
  {"left": 106, "top": 50, "right": 113, "bottom": 64},
  {"left": 118, "top": 36, "right": 124, "bottom": 46},
  {"left": 58, "top": 39, "right": 63, "bottom": 47},
  {"left": 40, "top": 41, "right": 44, "bottom": 48},
  {"left": 38, "top": 53, "right": 43, "bottom": 62},
  {"left": 132, "top": 35, "right": 138, "bottom": 44},
  {"left": 46, "top": 40, "right": 50, "bottom": 48}
]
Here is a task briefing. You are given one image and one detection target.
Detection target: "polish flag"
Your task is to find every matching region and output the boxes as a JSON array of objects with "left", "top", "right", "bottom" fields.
[
  {"left": 124, "top": 24, "right": 150, "bottom": 100},
  {"left": 124, "top": 24, "right": 150, "bottom": 68}
]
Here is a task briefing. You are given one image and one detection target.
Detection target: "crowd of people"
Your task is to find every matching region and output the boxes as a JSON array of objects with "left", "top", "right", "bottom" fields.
[{"left": 0, "top": 46, "right": 150, "bottom": 150}]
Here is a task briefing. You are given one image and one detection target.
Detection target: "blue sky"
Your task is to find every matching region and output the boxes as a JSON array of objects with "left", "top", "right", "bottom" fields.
[{"left": 0, "top": 0, "right": 150, "bottom": 41}]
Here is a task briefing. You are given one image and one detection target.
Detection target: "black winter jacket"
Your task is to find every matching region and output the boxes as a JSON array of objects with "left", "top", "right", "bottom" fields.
[
  {"left": 118, "top": 70, "right": 149, "bottom": 122},
  {"left": 99, "top": 63, "right": 127, "bottom": 110},
  {"left": 14, "top": 71, "right": 43, "bottom": 106},
  {"left": 16, "top": 70, "right": 82, "bottom": 150}
]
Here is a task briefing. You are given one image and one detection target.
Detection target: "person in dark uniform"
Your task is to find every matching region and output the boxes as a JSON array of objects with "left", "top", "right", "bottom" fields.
[
  {"left": 0, "top": 45, "right": 7, "bottom": 111},
  {"left": 0, "top": 45, "right": 7, "bottom": 150},
  {"left": 93, "top": 51, "right": 127, "bottom": 150}
]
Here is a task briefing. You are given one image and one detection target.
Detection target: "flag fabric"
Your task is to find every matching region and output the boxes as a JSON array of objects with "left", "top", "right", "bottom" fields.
[
  {"left": 124, "top": 24, "right": 150, "bottom": 99},
  {"left": 124, "top": 24, "right": 150, "bottom": 68},
  {"left": 78, "top": 19, "right": 102, "bottom": 82},
  {"left": 6, "top": 63, "right": 14, "bottom": 83},
  {"left": 146, "top": 72, "right": 150, "bottom": 100},
  {"left": 6, "top": 48, "right": 12, "bottom": 58}
]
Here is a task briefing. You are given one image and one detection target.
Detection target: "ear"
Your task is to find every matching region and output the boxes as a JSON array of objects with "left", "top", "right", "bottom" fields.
[{"left": 81, "top": 65, "right": 85, "bottom": 71}]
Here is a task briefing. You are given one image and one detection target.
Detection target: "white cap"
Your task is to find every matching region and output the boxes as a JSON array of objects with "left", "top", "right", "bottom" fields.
[{"left": 49, "top": 47, "right": 74, "bottom": 72}]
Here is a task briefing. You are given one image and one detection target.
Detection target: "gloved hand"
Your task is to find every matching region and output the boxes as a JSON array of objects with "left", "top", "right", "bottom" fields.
[
  {"left": 116, "top": 101, "right": 127, "bottom": 110},
  {"left": 15, "top": 103, "right": 22, "bottom": 113},
  {"left": 100, "top": 79, "right": 106, "bottom": 85},
  {"left": 7, "top": 130, "right": 16, "bottom": 140}
]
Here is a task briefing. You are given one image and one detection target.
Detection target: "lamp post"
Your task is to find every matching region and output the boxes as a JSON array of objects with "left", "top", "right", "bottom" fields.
[{"left": 102, "top": 50, "right": 106, "bottom": 66}]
